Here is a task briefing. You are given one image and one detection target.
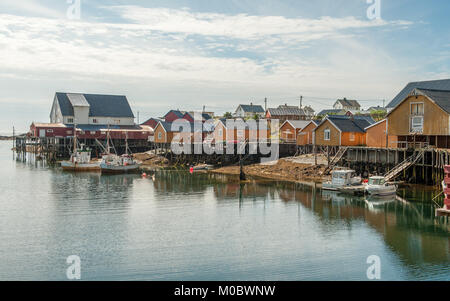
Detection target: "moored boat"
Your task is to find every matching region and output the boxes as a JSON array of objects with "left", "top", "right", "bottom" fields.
[
  {"left": 364, "top": 176, "right": 397, "bottom": 196},
  {"left": 100, "top": 131, "right": 140, "bottom": 174},
  {"left": 322, "top": 169, "right": 361, "bottom": 191},
  {"left": 61, "top": 124, "right": 100, "bottom": 172}
]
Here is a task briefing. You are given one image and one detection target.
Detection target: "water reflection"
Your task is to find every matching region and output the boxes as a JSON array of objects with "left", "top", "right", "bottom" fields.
[{"left": 2, "top": 141, "right": 449, "bottom": 280}]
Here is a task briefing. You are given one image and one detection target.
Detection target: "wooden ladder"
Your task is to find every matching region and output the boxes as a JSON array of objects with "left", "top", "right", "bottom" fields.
[
  {"left": 384, "top": 149, "right": 425, "bottom": 182},
  {"left": 324, "top": 146, "right": 348, "bottom": 174}
]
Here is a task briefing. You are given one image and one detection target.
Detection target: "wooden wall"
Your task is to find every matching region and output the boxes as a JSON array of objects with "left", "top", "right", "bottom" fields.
[
  {"left": 297, "top": 122, "right": 316, "bottom": 145},
  {"left": 388, "top": 95, "right": 450, "bottom": 136},
  {"left": 314, "top": 120, "right": 341, "bottom": 146}
]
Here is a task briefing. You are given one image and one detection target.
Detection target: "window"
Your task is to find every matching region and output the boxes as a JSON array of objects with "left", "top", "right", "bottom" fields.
[
  {"left": 410, "top": 116, "right": 424, "bottom": 133},
  {"left": 218, "top": 129, "right": 223, "bottom": 136},
  {"left": 349, "top": 133, "right": 355, "bottom": 141},
  {"left": 90, "top": 131, "right": 96, "bottom": 135},
  {"left": 324, "top": 129, "right": 331, "bottom": 141},
  {"left": 93, "top": 119, "right": 98, "bottom": 124},
  {"left": 67, "top": 118, "right": 74, "bottom": 123},
  {"left": 158, "top": 132, "right": 162, "bottom": 139},
  {"left": 67, "top": 130, "right": 72, "bottom": 135},
  {"left": 47, "top": 129, "right": 53, "bottom": 133},
  {"left": 411, "top": 103, "right": 424, "bottom": 115}
]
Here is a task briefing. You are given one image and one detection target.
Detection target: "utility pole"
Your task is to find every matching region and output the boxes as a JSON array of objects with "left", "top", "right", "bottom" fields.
[
  {"left": 383, "top": 99, "right": 385, "bottom": 108},
  {"left": 299, "top": 95, "right": 303, "bottom": 109},
  {"left": 264, "top": 97, "right": 267, "bottom": 111},
  {"left": 137, "top": 111, "right": 140, "bottom": 124}
]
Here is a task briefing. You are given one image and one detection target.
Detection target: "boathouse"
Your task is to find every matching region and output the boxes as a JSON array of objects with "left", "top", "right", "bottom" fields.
[
  {"left": 365, "top": 119, "right": 398, "bottom": 148},
  {"left": 50, "top": 92, "right": 135, "bottom": 125},
  {"left": 386, "top": 88, "right": 450, "bottom": 148},
  {"left": 213, "top": 119, "right": 270, "bottom": 143},
  {"left": 297, "top": 120, "right": 320, "bottom": 146},
  {"left": 279, "top": 120, "right": 310, "bottom": 143},
  {"left": 313, "top": 115, "right": 374, "bottom": 146}
]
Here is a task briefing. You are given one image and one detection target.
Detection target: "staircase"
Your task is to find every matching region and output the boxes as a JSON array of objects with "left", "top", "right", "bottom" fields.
[
  {"left": 384, "top": 149, "right": 425, "bottom": 182},
  {"left": 324, "top": 146, "right": 348, "bottom": 174}
]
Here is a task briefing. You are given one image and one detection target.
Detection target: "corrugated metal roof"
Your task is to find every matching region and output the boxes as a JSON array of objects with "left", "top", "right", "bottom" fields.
[
  {"left": 387, "top": 79, "right": 450, "bottom": 108},
  {"left": 267, "top": 105, "right": 305, "bottom": 116},
  {"left": 56, "top": 92, "right": 134, "bottom": 118}
]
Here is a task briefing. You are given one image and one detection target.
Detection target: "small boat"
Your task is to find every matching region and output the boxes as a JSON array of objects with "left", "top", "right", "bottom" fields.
[
  {"left": 192, "top": 164, "right": 214, "bottom": 171},
  {"left": 61, "top": 124, "right": 100, "bottom": 172},
  {"left": 364, "top": 176, "right": 397, "bottom": 196},
  {"left": 61, "top": 144, "right": 100, "bottom": 171},
  {"left": 100, "top": 131, "right": 141, "bottom": 174},
  {"left": 322, "top": 169, "right": 361, "bottom": 191}
]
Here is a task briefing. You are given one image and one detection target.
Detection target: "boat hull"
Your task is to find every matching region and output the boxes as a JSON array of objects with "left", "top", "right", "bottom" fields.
[
  {"left": 365, "top": 185, "right": 397, "bottom": 196},
  {"left": 61, "top": 161, "right": 100, "bottom": 172},
  {"left": 100, "top": 163, "right": 141, "bottom": 174}
]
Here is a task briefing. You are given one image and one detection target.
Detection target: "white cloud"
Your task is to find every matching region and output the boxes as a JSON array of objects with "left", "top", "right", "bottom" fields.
[{"left": 0, "top": 6, "right": 417, "bottom": 132}]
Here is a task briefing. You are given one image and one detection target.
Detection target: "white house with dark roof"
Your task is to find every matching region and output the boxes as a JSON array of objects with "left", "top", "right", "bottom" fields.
[
  {"left": 333, "top": 98, "right": 361, "bottom": 111},
  {"left": 234, "top": 103, "right": 265, "bottom": 118},
  {"left": 50, "top": 92, "right": 135, "bottom": 126}
]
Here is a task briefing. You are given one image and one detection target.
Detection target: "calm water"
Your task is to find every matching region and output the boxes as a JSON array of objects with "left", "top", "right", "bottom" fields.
[{"left": 1, "top": 141, "right": 449, "bottom": 280}]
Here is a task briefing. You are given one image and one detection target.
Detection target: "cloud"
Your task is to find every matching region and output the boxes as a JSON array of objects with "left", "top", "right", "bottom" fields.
[
  {"left": 0, "top": 5, "right": 417, "bottom": 133},
  {"left": 110, "top": 6, "right": 411, "bottom": 40},
  {"left": 0, "top": 0, "right": 63, "bottom": 18}
]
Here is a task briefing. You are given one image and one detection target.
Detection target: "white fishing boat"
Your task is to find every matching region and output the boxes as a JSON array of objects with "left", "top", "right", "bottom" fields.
[
  {"left": 100, "top": 131, "right": 140, "bottom": 174},
  {"left": 364, "top": 176, "right": 397, "bottom": 196},
  {"left": 322, "top": 169, "right": 362, "bottom": 191},
  {"left": 61, "top": 125, "right": 100, "bottom": 172}
]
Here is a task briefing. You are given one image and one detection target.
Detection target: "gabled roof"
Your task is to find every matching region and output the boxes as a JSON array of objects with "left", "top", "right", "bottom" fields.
[
  {"left": 237, "top": 104, "right": 265, "bottom": 113},
  {"left": 386, "top": 79, "right": 450, "bottom": 108},
  {"left": 55, "top": 92, "right": 134, "bottom": 118},
  {"left": 336, "top": 98, "right": 360, "bottom": 108},
  {"left": 315, "top": 115, "right": 372, "bottom": 133},
  {"left": 163, "top": 110, "right": 184, "bottom": 119},
  {"left": 388, "top": 88, "right": 450, "bottom": 115},
  {"left": 267, "top": 105, "right": 305, "bottom": 116},
  {"left": 282, "top": 120, "right": 310, "bottom": 129}
]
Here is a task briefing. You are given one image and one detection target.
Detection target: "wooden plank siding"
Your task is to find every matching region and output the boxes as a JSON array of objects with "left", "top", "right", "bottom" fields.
[
  {"left": 154, "top": 124, "right": 173, "bottom": 143},
  {"left": 314, "top": 120, "right": 341, "bottom": 146},
  {"left": 280, "top": 122, "right": 299, "bottom": 143},
  {"left": 387, "top": 94, "right": 450, "bottom": 136},
  {"left": 297, "top": 122, "right": 316, "bottom": 145},
  {"left": 366, "top": 119, "right": 398, "bottom": 148}
]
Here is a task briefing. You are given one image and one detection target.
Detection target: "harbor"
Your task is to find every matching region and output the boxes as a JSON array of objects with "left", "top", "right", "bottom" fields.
[{"left": 1, "top": 140, "right": 449, "bottom": 281}]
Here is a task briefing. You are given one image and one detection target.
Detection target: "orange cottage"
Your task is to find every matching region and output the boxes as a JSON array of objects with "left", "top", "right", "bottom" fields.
[
  {"left": 297, "top": 120, "right": 320, "bottom": 145},
  {"left": 313, "top": 116, "right": 374, "bottom": 146},
  {"left": 279, "top": 120, "right": 310, "bottom": 143}
]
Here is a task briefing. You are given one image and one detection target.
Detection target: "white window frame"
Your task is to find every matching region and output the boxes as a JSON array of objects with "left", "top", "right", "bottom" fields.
[
  {"left": 158, "top": 132, "right": 162, "bottom": 139},
  {"left": 410, "top": 116, "right": 424, "bottom": 133},
  {"left": 410, "top": 102, "right": 424, "bottom": 116},
  {"left": 349, "top": 132, "right": 355, "bottom": 142},
  {"left": 67, "top": 118, "right": 74, "bottom": 124},
  {"left": 324, "top": 128, "right": 331, "bottom": 141}
]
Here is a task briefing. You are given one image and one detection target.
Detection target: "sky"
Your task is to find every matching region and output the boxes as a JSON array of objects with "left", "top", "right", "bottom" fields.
[{"left": 0, "top": 0, "right": 449, "bottom": 134}]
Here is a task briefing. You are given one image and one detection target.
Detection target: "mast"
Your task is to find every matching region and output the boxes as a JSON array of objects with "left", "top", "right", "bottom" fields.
[
  {"left": 73, "top": 122, "right": 77, "bottom": 154},
  {"left": 125, "top": 131, "right": 128, "bottom": 155},
  {"left": 106, "top": 122, "right": 111, "bottom": 154}
]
